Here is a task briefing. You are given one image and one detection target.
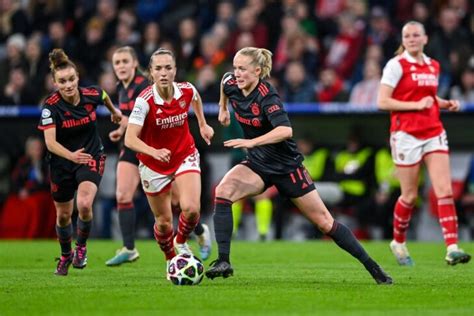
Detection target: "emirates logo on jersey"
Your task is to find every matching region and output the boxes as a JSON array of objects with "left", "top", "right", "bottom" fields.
[
  {"left": 411, "top": 73, "right": 437, "bottom": 87},
  {"left": 156, "top": 112, "right": 188, "bottom": 129},
  {"left": 250, "top": 103, "right": 260, "bottom": 115}
]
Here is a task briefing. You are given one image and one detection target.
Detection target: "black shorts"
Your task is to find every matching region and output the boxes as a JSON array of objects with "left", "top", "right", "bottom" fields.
[
  {"left": 119, "top": 146, "right": 139, "bottom": 165},
  {"left": 50, "top": 154, "right": 106, "bottom": 202},
  {"left": 240, "top": 160, "right": 315, "bottom": 198}
]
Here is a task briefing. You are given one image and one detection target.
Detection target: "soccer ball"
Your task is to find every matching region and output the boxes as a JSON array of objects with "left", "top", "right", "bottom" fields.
[{"left": 167, "top": 254, "right": 204, "bottom": 285}]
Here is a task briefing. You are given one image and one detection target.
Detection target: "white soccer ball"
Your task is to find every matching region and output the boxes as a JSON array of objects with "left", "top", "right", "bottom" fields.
[{"left": 167, "top": 254, "right": 204, "bottom": 285}]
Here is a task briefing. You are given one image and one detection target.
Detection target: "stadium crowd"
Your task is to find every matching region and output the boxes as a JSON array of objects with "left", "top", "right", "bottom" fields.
[{"left": 0, "top": 0, "right": 473, "bottom": 241}]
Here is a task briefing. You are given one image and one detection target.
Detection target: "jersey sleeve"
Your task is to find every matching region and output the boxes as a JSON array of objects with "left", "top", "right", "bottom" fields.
[
  {"left": 37, "top": 104, "right": 57, "bottom": 130},
  {"left": 222, "top": 72, "right": 234, "bottom": 97},
  {"left": 380, "top": 58, "right": 403, "bottom": 88},
  {"left": 262, "top": 93, "right": 291, "bottom": 128},
  {"left": 187, "top": 82, "right": 199, "bottom": 101},
  {"left": 128, "top": 97, "right": 149, "bottom": 126},
  {"left": 87, "top": 85, "right": 105, "bottom": 107}
]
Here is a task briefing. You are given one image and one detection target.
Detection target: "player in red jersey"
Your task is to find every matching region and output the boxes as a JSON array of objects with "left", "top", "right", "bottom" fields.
[
  {"left": 124, "top": 48, "right": 214, "bottom": 278},
  {"left": 38, "top": 49, "right": 122, "bottom": 276},
  {"left": 205, "top": 47, "right": 392, "bottom": 285},
  {"left": 378, "top": 21, "right": 471, "bottom": 266}
]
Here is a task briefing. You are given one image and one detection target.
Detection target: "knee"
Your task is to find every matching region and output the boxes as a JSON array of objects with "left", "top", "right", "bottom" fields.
[
  {"left": 116, "top": 189, "right": 132, "bottom": 204},
  {"left": 76, "top": 196, "right": 93, "bottom": 215},
  {"left": 181, "top": 203, "right": 200, "bottom": 220},
  {"left": 155, "top": 218, "right": 172, "bottom": 233},
  {"left": 56, "top": 211, "right": 71, "bottom": 226},
  {"left": 215, "top": 181, "right": 234, "bottom": 200}
]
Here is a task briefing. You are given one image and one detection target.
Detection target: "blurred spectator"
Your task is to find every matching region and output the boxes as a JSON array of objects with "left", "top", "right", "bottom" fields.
[
  {"left": 10, "top": 136, "right": 49, "bottom": 198},
  {"left": 449, "top": 62, "right": 474, "bottom": 104},
  {"left": 282, "top": 60, "right": 315, "bottom": 103},
  {"left": 26, "top": 0, "right": 63, "bottom": 34},
  {"left": 426, "top": 6, "right": 471, "bottom": 97},
  {"left": 294, "top": 0, "right": 318, "bottom": 36},
  {"left": 191, "top": 33, "right": 227, "bottom": 81},
  {"left": 98, "top": 70, "right": 118, "bottom": 103},
  {"left": 324, "top": 11, "right": 364, "bottom": 80},
  {"left": 176, "top": 17, "right": 200, "bottom": 79},
  {"left": 76, "top": 17, "right": 107, "bottom": 83},
  {"left": 349, "top": 60, "right": 381, "bottom": 107},
  {"left": 274, "top": 13, "right": 303, "bottom": 73},
  {"left": 47, "top": 19, "right": 77, "bottom": 58},
  {"left": 0, "top": 0, "right": 30, "bottom": 43},
  {"left": 215, "top": 0, "right": 236, "bottom": 31},
  {"left": 367, "top": 6, "right": 399, "bottom": 65},
  {"left": 139, "top": 22, "right": 162, "bottom": 66},
  {"left": 136, "top": 0, "right": 170, "bottom": 24},
  {"left": 0, "top": 67, "right": 38, "bottom": 105},
  {"left": 315, "top": 68, "right": 349, "bottom": 102},
  {"left": 226, "top": 6, "right": 268, "bottom": 57},
  {"left": 25, "top": 34, "right": 48, "bottom": 90},
  {"left": 0, "top": 33, "right": 27, "bottom": 91},
  {"left": 195, "top": 64, "right": 220, "bottom": 103},
  {"left": 412, "top": 1, "right": 435, "bottom": 34},
  {"left": 96, "top": 0, "right": 119, "bottom": 46}
]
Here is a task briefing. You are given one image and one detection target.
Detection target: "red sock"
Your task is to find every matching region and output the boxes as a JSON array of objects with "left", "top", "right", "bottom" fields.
[
  {"left": 437, "top": 196, "right": 458, "bottom": 246},
  {"left": 393, "top": 198, "right": 414, "bottom": 243},
  {"left": 176, "top": 212, "right": 199, "bottom": 244},
  {"left": 153, "top": 224, "right": 176, "bottom": 260}
]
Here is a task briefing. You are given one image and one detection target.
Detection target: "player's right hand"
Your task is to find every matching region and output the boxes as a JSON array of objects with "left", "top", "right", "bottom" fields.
[
  {"left": 417, "top": 96, "right": 434, "bottom": 110},
  {"left": 152, "top": 148, "right": 171, "bottom": 163},
  {"left": 218, "top": 108, "right": 230, "bottom": 127},
  {"left": 70, "top": 148, "right": 92, "bottom": 164},
  {"left": 109, "top": 129, "right": 123, "bottom": 142}
]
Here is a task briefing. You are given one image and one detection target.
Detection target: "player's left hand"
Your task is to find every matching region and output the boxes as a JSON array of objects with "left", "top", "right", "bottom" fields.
[
  {"left": 111, "top": 109, "right": 123, "bottom": 124},
  {"left": 224, "top": 138, "right": 255, "bottom": 149},
  {"left": 446, "top": 99, "right": 460, "bottom": 112},
  {"left": 200, "top": 124, "right": 214, "bottom": 145}
]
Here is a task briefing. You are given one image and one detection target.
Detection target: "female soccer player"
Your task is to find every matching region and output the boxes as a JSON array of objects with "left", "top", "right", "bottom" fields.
[
  {"left": 105, "top": 46, "right": 149, "bottom": 266},
  {"left": 206, "top": 47, "right": 392, "bottom": 285},
  {"left": 38, "top": 48, "right": 122, "bottom": 276},
  {"left": 377, "top": 21, "right": 471, "bottom": 266},
  {"left": 124, "top": 48, "right": 214, "bottom": 277}
]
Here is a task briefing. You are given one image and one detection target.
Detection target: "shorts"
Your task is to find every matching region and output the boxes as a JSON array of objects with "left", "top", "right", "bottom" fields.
[
  {"left": 119, "top": 146, "right": 139, "bottom": 165},
  {"left": 50, "top": 154, "right": 106, "bottom": 202},
  {"left": 139, "top": 150, "right": 200, "bottom": 195},
  {"left": 241, "top": 160, "right": 315, "bottom": 198},
  {"left": 390, "top": 130, "right": 449, "bottom": 166}
]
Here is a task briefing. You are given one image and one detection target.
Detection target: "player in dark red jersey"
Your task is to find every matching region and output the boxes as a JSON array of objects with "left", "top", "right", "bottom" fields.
[
  {"left": 38, "top": 49, "right": 122, "bottom": 276},
  {"left": 205, "top": 47, "right": 392, "bottom": 285},
  {"left": 105, "top": 46, "right": 149, "bottom": 266},
  {"left": 378, "top": 21, "right": 471, "bottom": 266},
  {"left": 124, "top": 48, "right": 214, "bottom": 278}
]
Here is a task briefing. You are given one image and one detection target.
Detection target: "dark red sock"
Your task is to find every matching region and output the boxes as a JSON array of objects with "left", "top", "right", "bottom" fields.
[
  {"left": 393, "top": 198, "right": 414, "bottom": 243},
  {"left": 153, "top": 224, "right": 175, "bottom": 260},
  {"left": 437, "top": 196, "right": 458, "bottom": 246},
  {"left": 176, "top": 212, "right": 199, "bottom": 244}
]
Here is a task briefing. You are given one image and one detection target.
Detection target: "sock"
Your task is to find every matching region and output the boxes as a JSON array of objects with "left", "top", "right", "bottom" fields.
[
  {"left": 56, "top": 224, "right": 73, "bottom": 256},
  {"left": 327, "top": 221, "right": 370, "bottom": 264},
  {"left": 437, "top": 196, "right": 458, "bottom": 247},
  {"left": 76, "top": 218, "right": 92, "bottom": 246},
  {"left": 214, "top": 197, "right": 233, "bottom": 263},
  {"left": 176, "top": 212, "right": 200, "bottom": 244},
  {"left": 194, "top": 222, "right": 204, "bottom": 235},
  {"left": 231, "top": 200, "right": 243, "bottom": 235},
  {"left": 255, "top": 198, "right": 272, "bottom": 237},
  {"left": 393, "top": 198, "right": 414, "bottom": 243},
  {"left": 153, "top": 224, "right": 176, "bottom": 260},
  {"left": 118, "top": 202, "right": 136, "bottom": 250}
]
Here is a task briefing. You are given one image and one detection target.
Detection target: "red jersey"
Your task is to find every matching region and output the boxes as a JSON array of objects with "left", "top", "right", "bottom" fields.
[
  {"left": 128, "top": 82, "right": 197, "bottom": 174},
  {"left": 380, "top": 51, "right": 443, "bottom": 139}
]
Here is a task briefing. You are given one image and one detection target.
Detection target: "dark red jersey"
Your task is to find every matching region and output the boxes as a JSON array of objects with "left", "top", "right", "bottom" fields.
[
  {"left": 222, "top": 72, "right": 303, "bottom": 174},
  {"left": 117, "top": 73, "right": 149, "bottom": 117},
  {"left": 38, "top": 86, "right": 105, "bottom": 170}
]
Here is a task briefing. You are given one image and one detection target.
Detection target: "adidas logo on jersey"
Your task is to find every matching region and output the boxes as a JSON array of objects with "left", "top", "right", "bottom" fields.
[{"left": 156, "top": 108, "right": 163, "bottom": 114}]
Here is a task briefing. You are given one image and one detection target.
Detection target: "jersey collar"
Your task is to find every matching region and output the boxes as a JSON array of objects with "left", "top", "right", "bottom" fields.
[
  {"left": 152, "top": 82, "right": 182, "bottom": 105},
  {"left": 402, "top": 50, "right": 431, "bottom": 65}
]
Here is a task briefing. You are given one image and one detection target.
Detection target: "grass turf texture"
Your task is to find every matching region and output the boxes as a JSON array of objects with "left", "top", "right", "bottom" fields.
[{"left": 0, "top": 240, "right": 472, "bottom": 315}]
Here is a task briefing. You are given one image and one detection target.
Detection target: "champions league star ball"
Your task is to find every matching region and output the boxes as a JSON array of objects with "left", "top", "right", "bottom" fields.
[{"left": 167, "top": 254, "right": 204, "bottom": 285}]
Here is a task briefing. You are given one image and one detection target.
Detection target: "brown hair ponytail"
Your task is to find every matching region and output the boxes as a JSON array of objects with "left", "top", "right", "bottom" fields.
[{"left": 48, "top": 48, "right": 77, "bottom": 79}]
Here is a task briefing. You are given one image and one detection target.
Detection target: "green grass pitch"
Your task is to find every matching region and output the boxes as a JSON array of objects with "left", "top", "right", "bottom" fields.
[{"left": 0, "top": 240, "right": 472, "bottom": 315}]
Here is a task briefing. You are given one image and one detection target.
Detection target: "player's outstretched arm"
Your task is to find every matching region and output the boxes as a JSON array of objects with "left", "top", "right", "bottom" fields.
[
  {"left": 218, "top": 76, "right": 230, "bottom": 127},
  {"left": 436, "top": 96, "right": 460, "bottom": 112},
  {"left": 377, "top": 84, "right": 432, "bottom": 111},
  {"left": 103, "top": 93, "right": 122, "bottom": 124},
  {"left": 191, "top": 91, "right": 214, "bottom": 145},
  {"left": 224, "top": 126, "right": 292, "bottom": 149},
  {"left": 124, "top": 123, "right": 170, "bottom": 163},
  {"left": 43, "top": 128, "right": 92, "bottom": 164}
]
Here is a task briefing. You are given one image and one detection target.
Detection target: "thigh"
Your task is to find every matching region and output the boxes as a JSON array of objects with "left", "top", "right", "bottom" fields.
[
  {"left": 217, "top": 164, "right": 266, "bottom": 202},
  {"left": 396, "top": 164, "right": 421, "bottom": 199},
  {"left": 77, "top": 181, "right": 98, "bottom": 205},
  {"left": 116, "top": 161, "right": 140, "bottom": 197},
  {"left": 146, "top": 190, "right": 172, "bottom": 219},
  {"left": 174, "top": 172, "right": 201, "bottom": 210},
  {"left": 291, "top": 190, "right": 334, "bottom": 233}
]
